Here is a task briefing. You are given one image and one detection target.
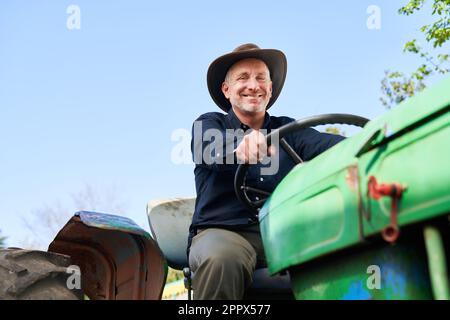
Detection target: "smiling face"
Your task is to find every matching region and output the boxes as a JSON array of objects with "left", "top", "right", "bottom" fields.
[{"left": 221, "top": 58, "right": 273, "bottom": 114}]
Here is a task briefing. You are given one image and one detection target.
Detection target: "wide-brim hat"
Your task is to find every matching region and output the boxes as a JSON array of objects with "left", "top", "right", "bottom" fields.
[{"left": 207, "top": 43, "right": 287, "bottom": 112}]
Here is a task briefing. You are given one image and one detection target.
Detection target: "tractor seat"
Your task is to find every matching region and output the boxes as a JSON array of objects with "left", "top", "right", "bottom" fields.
[{"left": 146, "top": 197, "right": 293, "bottom": 299}]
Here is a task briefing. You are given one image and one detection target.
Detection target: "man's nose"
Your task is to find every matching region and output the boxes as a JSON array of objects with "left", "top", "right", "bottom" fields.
[{"left": 246, "top": 77, "right": 259, "bottom": 90}]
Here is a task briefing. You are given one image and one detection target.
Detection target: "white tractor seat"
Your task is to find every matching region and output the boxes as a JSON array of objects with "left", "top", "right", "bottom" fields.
[
  {"left": 146, "top": 197, "right": 293, "bottom": 299},
  {"left": 146, "top": 197, "right": 195, "bottom": 270}
]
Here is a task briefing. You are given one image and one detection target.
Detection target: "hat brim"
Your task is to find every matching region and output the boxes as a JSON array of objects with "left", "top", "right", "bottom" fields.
[{"left": 207, "top": 49, "right": 287, "bottom": 112}]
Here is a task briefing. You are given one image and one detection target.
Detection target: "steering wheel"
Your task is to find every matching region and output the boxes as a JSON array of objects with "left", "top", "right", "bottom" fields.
[{"left": 234, "top": 113, "right": 370, "bottom": 214}]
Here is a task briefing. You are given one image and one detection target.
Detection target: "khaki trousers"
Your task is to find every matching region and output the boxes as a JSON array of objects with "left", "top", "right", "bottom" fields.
[{"left": 188, "top": 225, "right": 266, "bottom": 300}]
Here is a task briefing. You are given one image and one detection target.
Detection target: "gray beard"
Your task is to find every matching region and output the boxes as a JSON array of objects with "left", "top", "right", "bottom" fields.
[{"left": 236, "top": 101, "right": 267, "bottom": 113}]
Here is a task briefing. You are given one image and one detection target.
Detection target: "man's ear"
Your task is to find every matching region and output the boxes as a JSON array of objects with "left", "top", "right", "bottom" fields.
[
  {"left": 221, "top": 82, "right": 230, "bottom": 99},
  {"left": 269, "top": 80, "right": 273, "bottom": 98}
]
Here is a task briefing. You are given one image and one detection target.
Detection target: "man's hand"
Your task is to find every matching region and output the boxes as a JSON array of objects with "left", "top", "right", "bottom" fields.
[{"left": 235, "top": 130, "right": 275, "bottom": 164}]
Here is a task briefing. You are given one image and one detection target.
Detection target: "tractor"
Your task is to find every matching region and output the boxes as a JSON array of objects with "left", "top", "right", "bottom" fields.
[{"left": 1, "top": 75, "right": 449, "bottom": 300}]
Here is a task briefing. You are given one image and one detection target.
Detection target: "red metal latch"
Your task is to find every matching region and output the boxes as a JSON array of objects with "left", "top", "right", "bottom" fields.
[{"left": 367, "top": 176, "right": 406, "bottom": 243}]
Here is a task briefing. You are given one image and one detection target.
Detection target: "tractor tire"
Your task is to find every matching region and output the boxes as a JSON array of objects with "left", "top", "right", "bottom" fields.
[{"left": 0, "top": 248, "right": 82, "bottom": 300}]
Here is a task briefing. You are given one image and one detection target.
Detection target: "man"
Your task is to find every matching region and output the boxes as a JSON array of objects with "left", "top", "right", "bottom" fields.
[{"left": 189, "top": 43, "right": 344, "bottom": 299}]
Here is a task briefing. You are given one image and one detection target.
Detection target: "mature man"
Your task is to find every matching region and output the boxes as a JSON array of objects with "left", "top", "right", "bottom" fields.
[{"left": 189, "top": 43, "right": 344, "bottom": 299}]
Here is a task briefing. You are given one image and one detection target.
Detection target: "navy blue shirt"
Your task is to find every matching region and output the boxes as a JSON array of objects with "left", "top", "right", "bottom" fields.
[{"left": 188, "top": 108, "right": 344, "bottom": 250}]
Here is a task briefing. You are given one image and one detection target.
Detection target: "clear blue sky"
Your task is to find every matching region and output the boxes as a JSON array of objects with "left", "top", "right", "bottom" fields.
[{"left": 0, "top": 0, "right": 437, "bottom": 247}]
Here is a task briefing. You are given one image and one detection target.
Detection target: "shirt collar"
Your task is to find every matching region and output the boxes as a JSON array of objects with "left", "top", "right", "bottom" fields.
[{"left": 226, "top": 107, "right": 271, "bottom": 130}]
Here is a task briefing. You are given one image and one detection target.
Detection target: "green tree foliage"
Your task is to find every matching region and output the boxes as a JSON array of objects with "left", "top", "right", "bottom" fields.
[
  {"left": 325, "top": 126, "right": 346, "bottom": 137},
  {"left": 381, "top": 0, "right": 450, "bottom": 108},
  {"left": 0, "top": 229, "right": 7, "bottom": 248},
  {"left": 166, "top": 267, "right": 184, "bottom": 283}
]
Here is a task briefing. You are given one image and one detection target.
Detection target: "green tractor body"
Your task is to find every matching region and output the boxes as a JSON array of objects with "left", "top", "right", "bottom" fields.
[{"left": 259, "top": 76, "right": 450, "bottom": 299}]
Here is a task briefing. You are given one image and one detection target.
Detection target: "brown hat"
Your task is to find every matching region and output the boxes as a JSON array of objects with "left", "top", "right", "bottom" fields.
[{"left": 207, "top": 43, "right": 287, "bottom": 112}]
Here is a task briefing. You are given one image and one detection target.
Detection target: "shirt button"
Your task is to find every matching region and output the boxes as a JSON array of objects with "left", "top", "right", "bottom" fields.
[
  {"left": 260, "top": 177, "right": 264, "bottom": 182},
  {"left": 255, "top": 196, "right": 260, "bottom": 201}
]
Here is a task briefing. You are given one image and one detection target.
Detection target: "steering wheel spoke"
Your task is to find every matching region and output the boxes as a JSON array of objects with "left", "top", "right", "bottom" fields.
[
  {"left": 280, "top": 138, "right": 303, "bottom": 164},
  {"left": 253, "top": 198, "right": 268, "bottom": 207},
  {"left": 244, "top": 186, "right": 271, "bottom": 197}
]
